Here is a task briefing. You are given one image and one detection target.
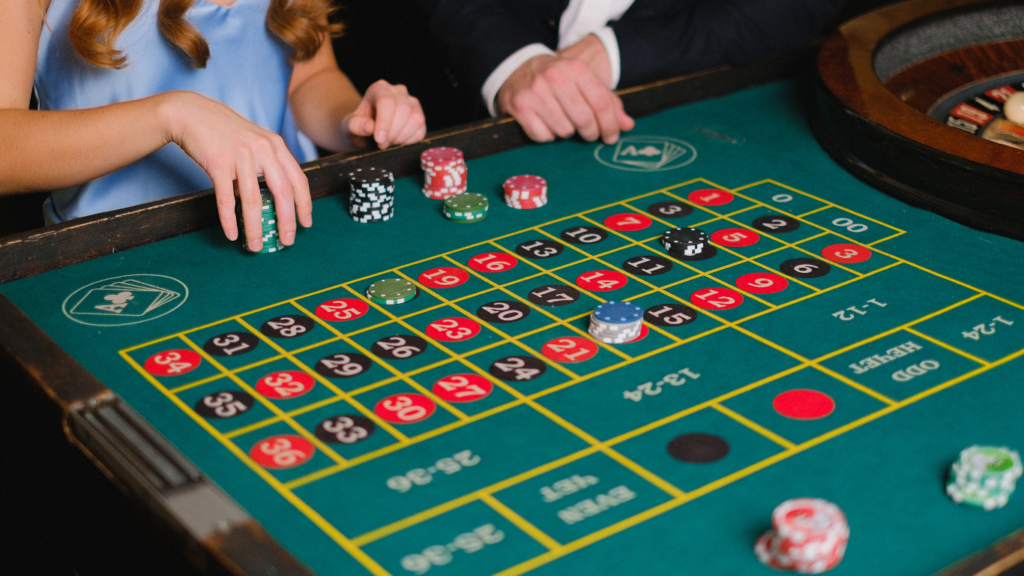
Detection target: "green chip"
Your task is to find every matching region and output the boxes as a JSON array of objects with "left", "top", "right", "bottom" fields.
[
  {"left": 367, "top": 278, "right": 418, "bottom": 304},
  {"left": 444, "top": 192, "right": 488, "bottom": 212}
]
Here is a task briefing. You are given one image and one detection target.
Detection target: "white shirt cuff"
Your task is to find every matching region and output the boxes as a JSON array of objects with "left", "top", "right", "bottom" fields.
[
  {"left": 481, "top": 43, "right": 557, "bottom": 117},
  {"left": 592, "top": 26, "right": 621, "bottom": 89}
]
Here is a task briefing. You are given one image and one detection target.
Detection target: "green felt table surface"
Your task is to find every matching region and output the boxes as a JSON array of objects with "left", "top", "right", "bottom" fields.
[{"left": 4, "top": 81, "right": 1024, "bottom": 576}]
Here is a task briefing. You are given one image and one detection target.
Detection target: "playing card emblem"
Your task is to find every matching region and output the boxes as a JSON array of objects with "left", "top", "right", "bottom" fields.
[
  {"left": 63, "top": 275, "right": 189, "bottom": 326},
  {"left": 595, "top": 135, "right": 696, "bottom": 172}
]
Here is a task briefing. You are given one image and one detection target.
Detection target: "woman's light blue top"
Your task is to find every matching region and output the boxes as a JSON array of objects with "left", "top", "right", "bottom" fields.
[{"left": 36, "top": 0, "right": 317, "bottom": 221}]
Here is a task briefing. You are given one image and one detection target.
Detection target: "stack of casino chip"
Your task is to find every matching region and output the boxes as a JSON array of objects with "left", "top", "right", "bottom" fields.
[
  {"left": 946, "top": 445, "right": 1023, "bottom": 510},
  {"left": 588, "top": 301, "right": 643, "bottom": 343},
  {"left": 662, "top": 227, "right": 708, "bottom": 257},
  {"left": 503, "top": 175, "right": 548, "bottom": 209},
  {"left": 366, "top": 278, "right": 418, "bottom": 305},
  {"left": 349, "top": 167, "right": 395, "bottom": 223},
  {"left": 754, "top": 498, "right": 849, "bottom": 574},
  {"left": 444, "top": 192, "right": 489, "bottom": 223},
  {"left": 236, "top": 189, "right": 284, "bottom": 254},
  {"left": 421, "top": 147, "right": 467, "bottom": 199}
]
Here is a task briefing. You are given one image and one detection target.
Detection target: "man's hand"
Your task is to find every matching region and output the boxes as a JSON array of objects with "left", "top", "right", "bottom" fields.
[{"left": 496, "top": 36, "right": 633, "bottom": 144}]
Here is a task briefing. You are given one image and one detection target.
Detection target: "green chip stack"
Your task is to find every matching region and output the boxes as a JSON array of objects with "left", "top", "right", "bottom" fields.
[
  {"left": 443, "top": 192, "right": 488, "bottom": 223},
  {"left": 237, "top": 189, "right": 285, "bottom": 254},
  {"left": 946, "top": 445, "right": 1023, "bottom": 510},
  {"left": 366, "top": 278, "right": 418, "bottom": 305}
]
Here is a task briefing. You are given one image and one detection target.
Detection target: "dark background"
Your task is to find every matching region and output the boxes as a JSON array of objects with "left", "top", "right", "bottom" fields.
[{"left": 1, "top": 1, "right": 898, "bottom": 575}]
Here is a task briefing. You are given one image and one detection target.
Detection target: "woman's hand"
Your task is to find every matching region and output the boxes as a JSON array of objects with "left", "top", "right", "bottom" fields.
[
  {"left": 343, "top": 80, "right": 426, "bottom": 150},
  {"left": 160, "top": 91, "right": 312, "bottom": 252}
]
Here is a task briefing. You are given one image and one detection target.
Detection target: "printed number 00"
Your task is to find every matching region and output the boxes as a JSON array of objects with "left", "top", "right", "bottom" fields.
[{"left": 832, "top": 217, "right": 868, "bottom": 233}]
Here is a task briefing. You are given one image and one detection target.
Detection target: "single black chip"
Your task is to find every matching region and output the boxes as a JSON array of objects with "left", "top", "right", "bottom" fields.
[
  {"left": 752, "top": 215, "right": 800, "bottom": 233},
  {"left": 648, "top": 201, "right": 693, "bottom": 219},
  {"left": 668, "top": 245, "right": 718, "bottom": 261},
  {"left": 315, "top": 414, "right": 376, "bottom": 445},
  {"left": 560, "top": 226, "right": 609, "bottom": 245},
  {"left": 489, "top": 355, "right": 547, "bottom": 381},
  {"left": 644, "top": 303, "right": 698, "bottom": 326},
  {"left": 371, "top": 335, "right": 428, "bottom": 360},
  {"left": 515, "top": 239, "right": 564, "bottom": 259},
  {"left": 194, "top": 390, "right": 255, "bottom": 419},
  {"left": 315, "top": 352, "right": 373, "bottom": 378},
  {"left": 203, "top": 332, "right": 260, "bottom": 357},
  {"left": 779, "top": 257, "right": 831, "bottom": 279},
  {"left": 260, "top": 315, "right": 315, "bottom": 339},
  {"left": 667, "top": 433, "right": 730, "bottom": 463},
  {"left": 622, "top": 255, "right": 674, "bottom": 276},
  {"left": 477, "top": 300, "right": 531, "bottom": 323},
  {"left": 528, "top": 285, "right": 581, "bottom": 307}
]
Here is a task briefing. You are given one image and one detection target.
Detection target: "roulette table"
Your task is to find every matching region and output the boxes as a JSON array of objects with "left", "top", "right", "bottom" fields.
[{"left": 3, "top": 4, "right": 1024, "bottom": 574}]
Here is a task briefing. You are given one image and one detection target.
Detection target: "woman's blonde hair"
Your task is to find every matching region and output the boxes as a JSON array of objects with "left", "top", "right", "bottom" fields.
[{"left": 69, "top": 0, "right": 342, "bottom": 69}]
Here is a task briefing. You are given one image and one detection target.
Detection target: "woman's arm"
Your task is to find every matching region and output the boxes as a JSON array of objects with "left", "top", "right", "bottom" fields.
[
  {"left": 288, "top": 31, "right": 426, "bottom": 152},
  {"left": 0, "top": 0, "right": 310, "bottom": 251}
]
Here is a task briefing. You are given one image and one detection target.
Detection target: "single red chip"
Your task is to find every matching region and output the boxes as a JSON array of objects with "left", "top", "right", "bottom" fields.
[
  {"left": 503, "top": 174, "right": 547, "bottom": 194},
  {"left": 255, "top": 370, "right": 316, "bottom": 399},
  {"left": 375, "top": 393, "right": 436, "bottom": 424},
  {"left": 603, "top": 213, "right": 652, "bottom": 231},
  {"left": 425, "top": 317, "right": 481, "bottom": 342},
  {"left": 735, "top": 272, "right": 789, "bottom": 294},
  {"left": 690, "top": 287, "right": 744, "bottom": 310},
  {"left": 144, "top": 349, "right": 202, "bottom": 377},
  {"left": 467, "top": 252, "right": 518, "bottom": 273},
  {"left": 315, "top": 298, "right": 369, "bottom": 322},
  {"left": 432, "top": 374, "right": 493, "bottom": 403},
  {"left": 688, "top": 188, "right": 734, "bottom": 206},
  {"left": 542, "top": 336, "right": 599, "bottom": 363},
  {"left": 420, "top": 146, "right": 464, "bottom": 166},
  {"left": 418, "top": 267, "right": 470, "bottom": 289},
  {"left": 821, "top": 243, "right": 872, "bottom": 264},
  {"left": 711, "top": 228, "right": 761, "bottom": 247},
  {"left": 773, "top": 389, "right": 835, "bottom": 420},
  {"left": 249, "top": 434, "right": 315, "bottom": 469},
  {"left": 576, "top": 269, "right": 628, "bottom": 291}
]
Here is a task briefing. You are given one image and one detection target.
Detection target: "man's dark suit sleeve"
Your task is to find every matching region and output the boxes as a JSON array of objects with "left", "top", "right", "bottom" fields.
[
  {"left": 611, "top": 0, "right": 849, "bottom": 89},
  {"left": 430, "top": 0, "right": 565, "bottom": 112}
]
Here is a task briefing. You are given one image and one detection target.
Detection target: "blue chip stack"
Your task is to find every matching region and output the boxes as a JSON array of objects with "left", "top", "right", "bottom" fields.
[{"left": 589, "top": 301, "right": 644, "bottom": 343}]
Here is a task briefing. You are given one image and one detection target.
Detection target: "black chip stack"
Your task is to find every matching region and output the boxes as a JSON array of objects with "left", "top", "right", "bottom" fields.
[
  {"left": 662, "top": 227, "right": 708, "bottom": 257},
  {"left": 348, "top": 167, "right": 395, "bottom": 223}
]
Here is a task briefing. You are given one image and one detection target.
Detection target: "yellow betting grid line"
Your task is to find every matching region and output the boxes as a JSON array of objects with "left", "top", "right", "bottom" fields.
[
  {"left": 573, "top": 213, "right": 780, "bottom": 310},
  {"left": 437, "top": 254, "right": 580, "bottom": 381},
  {"left": 117, "top": 177, "right": 1024, "bottom": 574},
  {"left": 446, "top": 243, "right": 630, "bottom": 360},
  {"left": 495, "top": 236, "right": 686, "bottom": 347},
  {"left": 481, "top": 494, "right": 562, "bottom": 551},
  {"left": 903, "top": 327, "right": 992, "bottom": 367},
  {"left": 546, "top": 202, "right": 897, "bottom": 406},
  {"left": 384, "top": 269, "right": 689, "bottom": 501},
  {"left": 234, "top": 313, "right": 411, "bottom": 442},
  {"left": 118, "top": 350, "right": 391, "bottom": 576},
  {"left": 493, "top": 345, "right": 1024, "bottom": 576},
  {"left": 710, "top": 403, "right": 795, "bottom": 449},
  {"left": 732, "top": 178, "right": 906, "bottom": 238},
  {"left": 619, "top": 198, "right": 824, "bottom": 294},
  {"left": 178, "top": 333, "right": 350, "bottom": 467},
  {"left": 294, "top": 297, "right": 469, "bottom": 424},
  {"left": 660, "top": 189, "right": 868, "bottom": 278}
]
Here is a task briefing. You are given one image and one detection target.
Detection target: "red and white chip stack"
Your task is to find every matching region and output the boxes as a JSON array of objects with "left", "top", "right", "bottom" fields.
[
  {"left": 421, "top": 147, "right": 467, "bottom": 199},
  {"left": 754, "top": 498, "right": 849, "bottom": 574},
  {"left": 503, "top": 174, "right": 548, "bottom": 209}
]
